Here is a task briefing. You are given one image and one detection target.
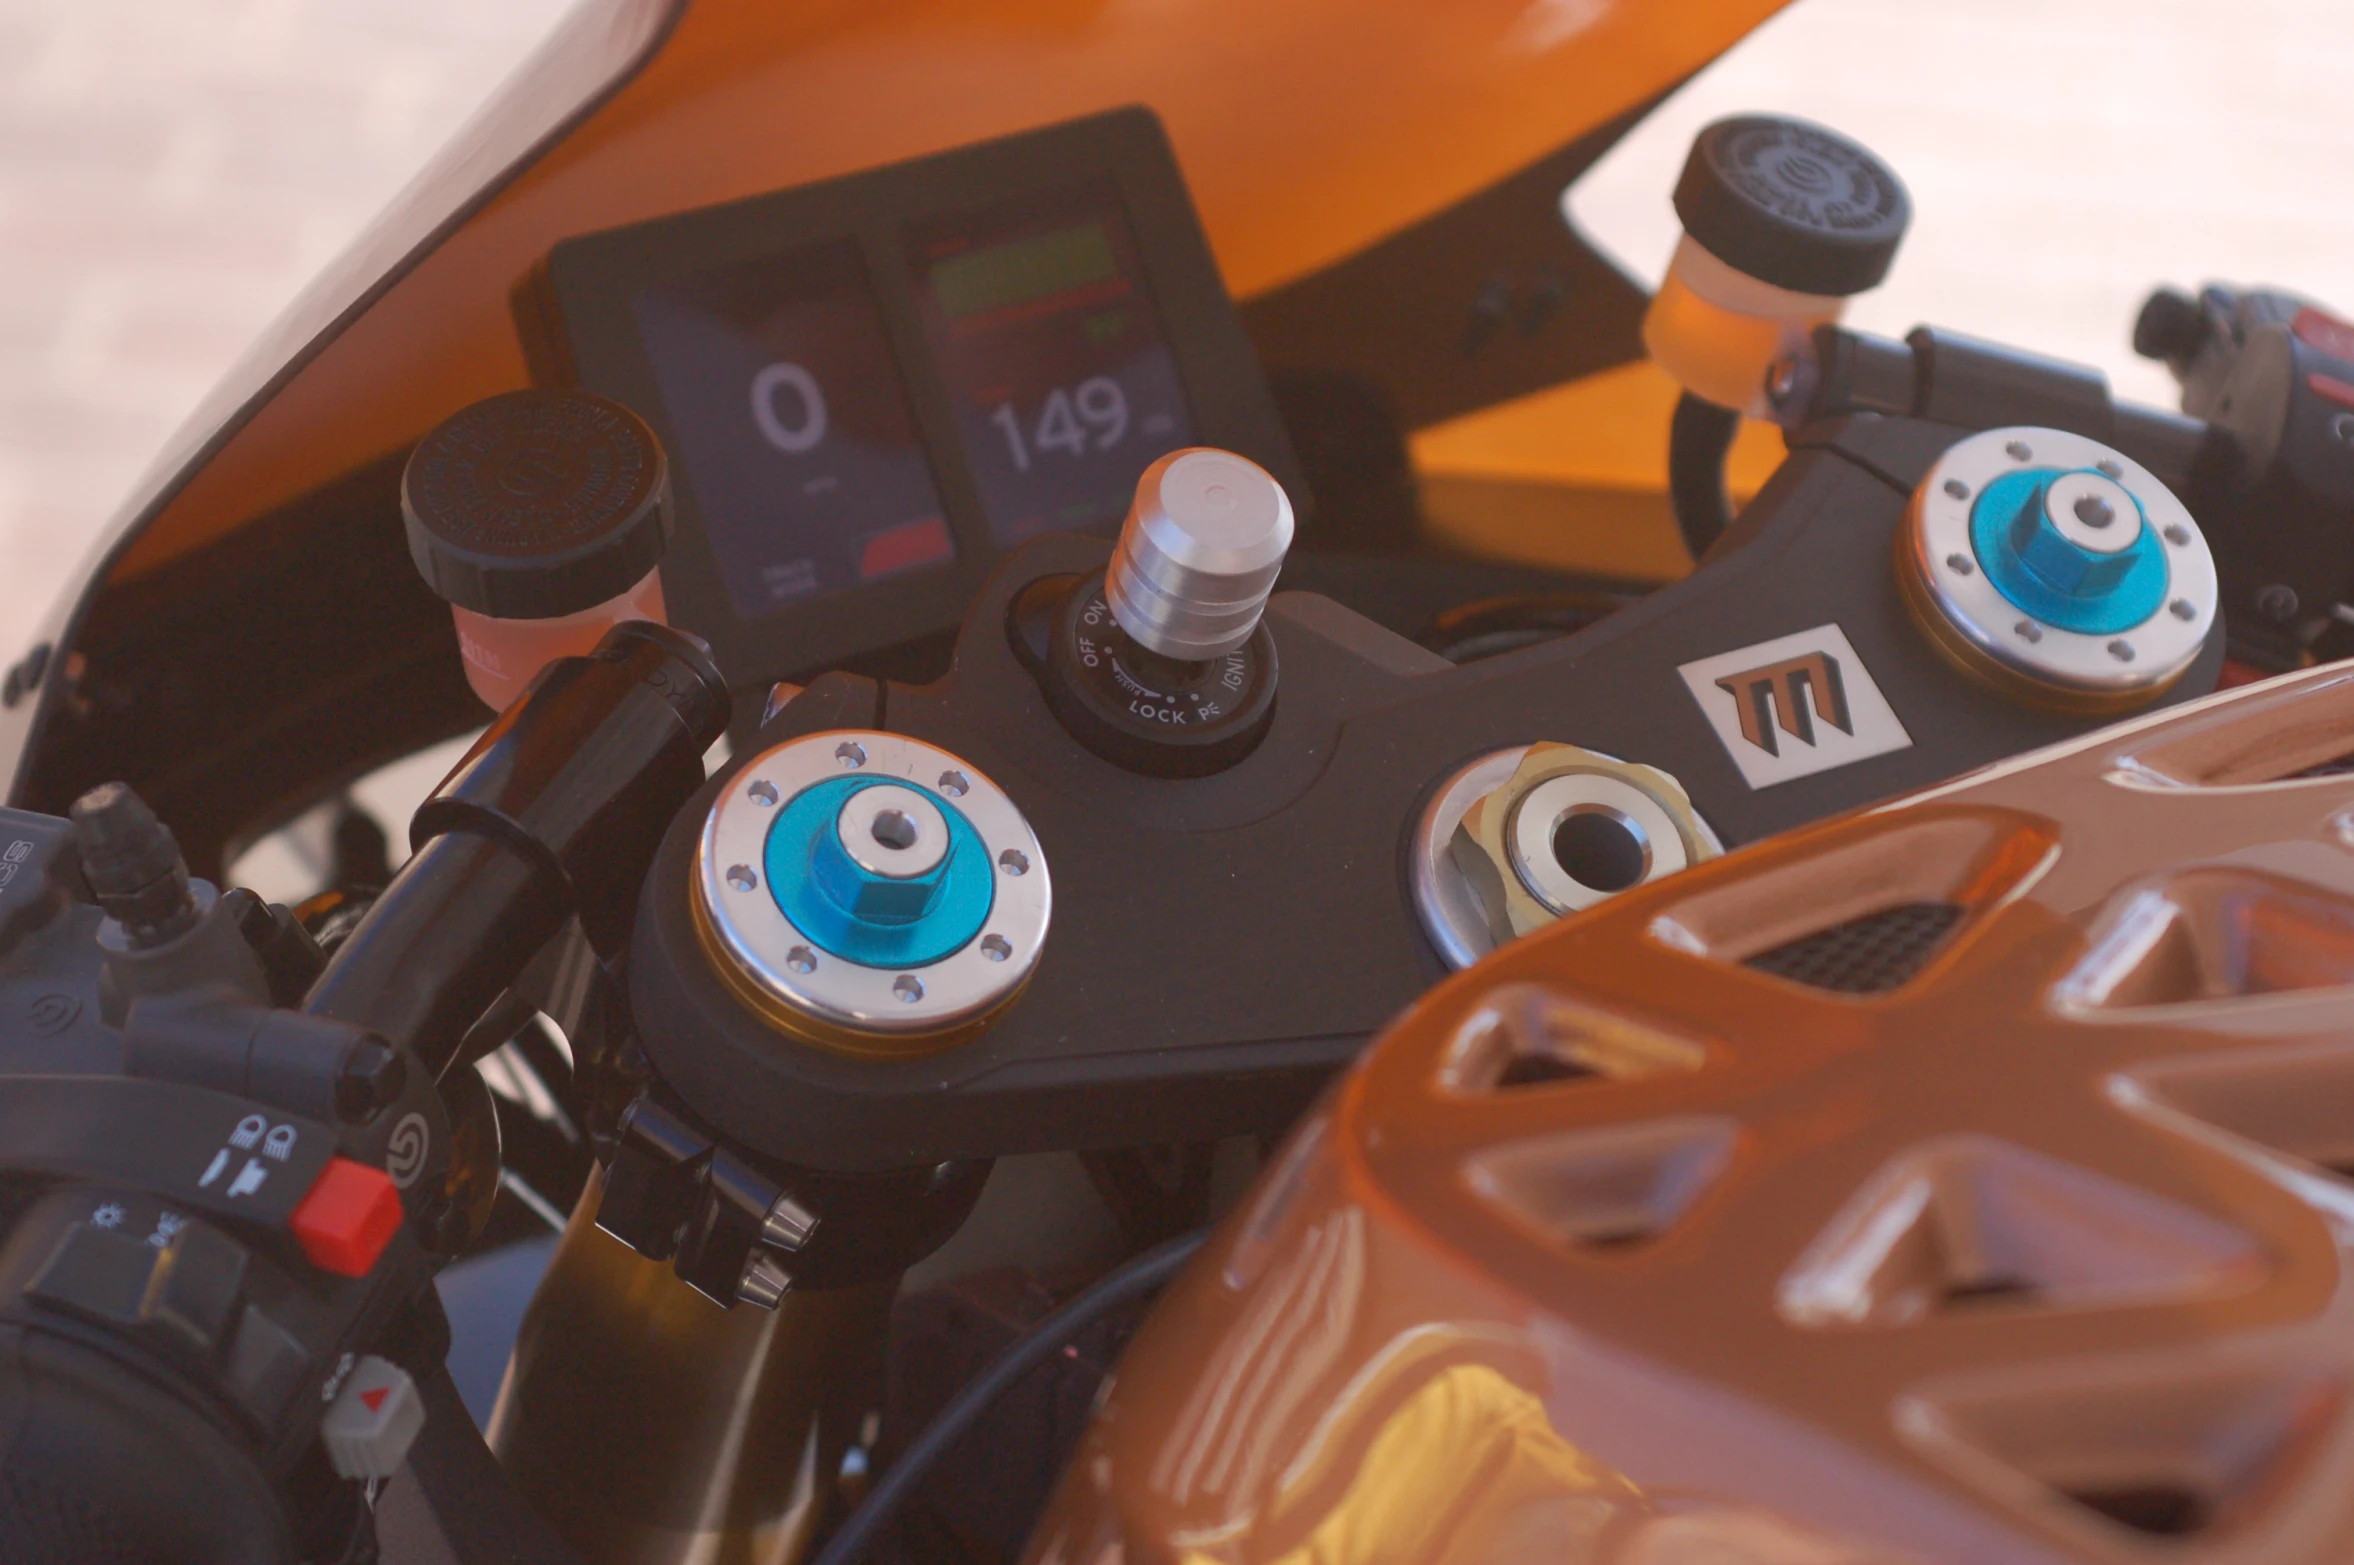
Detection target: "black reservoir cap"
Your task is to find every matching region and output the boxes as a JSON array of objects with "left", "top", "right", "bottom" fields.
[
  {"left": 1673, "top": 115, "right": 1910, "bottom": 297},
  {"left": 402, "top": 388, "right": 672, "bottom": 620}
]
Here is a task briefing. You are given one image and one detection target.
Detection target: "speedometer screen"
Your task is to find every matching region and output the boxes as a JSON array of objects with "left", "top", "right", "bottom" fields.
[
  {"left": 908, "top": 180, "right": 1196, "bottom": 548},
  {"left": 631, "top": 237, "right": 955, "bottom": 622}
]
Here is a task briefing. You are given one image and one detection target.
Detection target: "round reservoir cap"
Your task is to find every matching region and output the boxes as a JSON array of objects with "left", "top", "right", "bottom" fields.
[
  {"left": 1673, "top": 115, "right": 1910, "bottom": 297},
  {"left": 403, "top": 389, "right": 672, "bottom": 620}
]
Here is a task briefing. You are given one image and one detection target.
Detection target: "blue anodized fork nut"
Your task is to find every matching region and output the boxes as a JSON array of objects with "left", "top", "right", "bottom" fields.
[
  {"left": 1971, "top": 466, "right": 2168, "bottom": 636},
  {"left": 766, "top": 776, "right": 993, "bottom": 968}
]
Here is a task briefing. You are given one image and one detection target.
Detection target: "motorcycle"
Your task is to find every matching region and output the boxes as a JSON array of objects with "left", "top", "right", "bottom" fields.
[{"left": 3, "top": 1, "right": 2351, "bottom": 1562}]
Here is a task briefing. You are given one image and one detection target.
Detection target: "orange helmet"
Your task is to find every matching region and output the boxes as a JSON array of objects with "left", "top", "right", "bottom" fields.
[{"left": 1033, "top": 663, "right": 2354, "bottom": 1563}]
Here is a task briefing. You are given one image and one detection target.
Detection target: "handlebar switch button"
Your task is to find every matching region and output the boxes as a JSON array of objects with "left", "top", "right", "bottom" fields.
[
  {"left": 289, "top": 1157, "right": 404, "bottom": 1279},
  {"left": 321, "top": 1355, "right": 424, "bottom": 1482}
]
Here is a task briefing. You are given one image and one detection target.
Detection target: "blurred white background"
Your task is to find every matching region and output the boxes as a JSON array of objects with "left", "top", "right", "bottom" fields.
[
  {"left": 1, "top": 0, "right": 2350, "bottom": 668},
  {"left": 0, "top": 0, "right": 573, "bottom": 657},
  {"left": 1571, "top": 0, "right": 2354, "bottom": 409}
]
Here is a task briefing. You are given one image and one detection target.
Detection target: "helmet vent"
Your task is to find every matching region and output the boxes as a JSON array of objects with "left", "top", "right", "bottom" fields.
[
  {"left": 2115, "top": 1040, "right": 2354, "bottom": 1182},
  {"left": 1439, "top": 984, "right": 1704, "bottom": 1094},
  {"left": 1900, "top": 1357, "right": 2352, "bottom": 1547},
  {"left": 1779, "top": 1136, "right": 2264, "bottom": 1329},
  {"left": 1743, "top": 900, "right": 1962, "bottom": 994},
  {"left": 1464, "top": 1116, "right": 1737, "bottom": 1252},
  {"left": 2056, "top": 868, "right": 2354, "bottom": 1010}
]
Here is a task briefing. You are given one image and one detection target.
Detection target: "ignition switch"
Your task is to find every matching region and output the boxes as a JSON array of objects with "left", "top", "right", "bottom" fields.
[{"left": 1011, "top": 447, "right": 1291, "bottom": 777}]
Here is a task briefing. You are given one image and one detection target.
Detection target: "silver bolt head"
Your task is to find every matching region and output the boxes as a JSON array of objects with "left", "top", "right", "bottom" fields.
[
  {"left": 737, "top": 1251, "right": 792, "bottom": 1310},
  {"left": 761, "top": 1194, "right": 819, "bottom": 1252}
]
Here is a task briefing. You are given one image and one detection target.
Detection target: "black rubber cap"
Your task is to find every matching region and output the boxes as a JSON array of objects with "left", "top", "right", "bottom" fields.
[
  {"left": 402, "top": 389, "right": 672, "bottom": 620},
  {"left": 71, "top": 780, "right": 197, "bottom": 946},
  {"left": 1673, "top": 115, "right": 1910, "bottom": 297},
  {"left": 2133, "top": 287, "right": 2205, "bottom": 364}
]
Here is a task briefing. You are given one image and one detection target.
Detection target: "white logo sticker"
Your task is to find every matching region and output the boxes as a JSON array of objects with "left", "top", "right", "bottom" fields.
[
  {"left": 1679, "top": 624, "right": 1913, "bottom": 789},
  {"left": 385, "top": 1113, "right": 430, "bottom": 1189}
]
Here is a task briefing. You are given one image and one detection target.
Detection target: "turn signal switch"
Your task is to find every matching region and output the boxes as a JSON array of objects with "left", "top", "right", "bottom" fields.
[
  {"left": 1011, "top": 447, "right": 1292, "bottom": 777},
  {"left": 1897, "top": 426, "right": 2218, "bottom": 711}
]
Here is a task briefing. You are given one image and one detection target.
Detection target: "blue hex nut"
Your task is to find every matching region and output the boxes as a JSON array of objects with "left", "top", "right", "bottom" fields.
[
  {"left": 809, "top": 783, "right": 951, "bottom": 926},
  {"left": 2007, "top": 470, "right": 2140, "bottom": 597},
  {"left": 1970, "top": 466, "right": 2170, "bottom": 637},
  {"left": 764, "top": 776, "right": 995, "bottom": 969}
]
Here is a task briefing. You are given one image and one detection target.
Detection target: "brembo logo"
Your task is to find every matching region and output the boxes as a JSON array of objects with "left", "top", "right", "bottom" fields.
[{"left": 1678, "top": 625, "right": 1912, "bottom": 788}]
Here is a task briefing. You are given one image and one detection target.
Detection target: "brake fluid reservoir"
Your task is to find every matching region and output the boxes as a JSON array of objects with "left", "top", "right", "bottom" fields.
[
  {"left": 1645, "top": 115, "right": 1910, "bottom": 415},
  {"left": 403, "top": 389, "right": 675, "bottom": 711}
]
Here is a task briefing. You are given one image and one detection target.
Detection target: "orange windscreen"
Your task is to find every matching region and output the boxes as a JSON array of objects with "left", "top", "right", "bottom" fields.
[{"left": 107, "top": 0, "right": 1787, "bottom": 584}]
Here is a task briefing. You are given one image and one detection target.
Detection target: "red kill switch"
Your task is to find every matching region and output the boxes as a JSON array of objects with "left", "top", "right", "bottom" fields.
[{"left": 290, "top": 1158, "right": 404, "bottom": 1277}]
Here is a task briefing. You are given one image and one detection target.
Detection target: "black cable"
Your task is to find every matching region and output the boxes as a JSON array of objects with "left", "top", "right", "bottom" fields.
[
  {"left": 1668, "top": 391, "right": 1741, "bottom": 563},
  {"left": 810, "top": 1228, "right": 1209, "bottom": 1565}
]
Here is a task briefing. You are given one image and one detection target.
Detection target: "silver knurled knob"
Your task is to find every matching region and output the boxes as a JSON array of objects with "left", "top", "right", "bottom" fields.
[{"left": 1104, "top": 447, "right": 1294, "bottom": 660}]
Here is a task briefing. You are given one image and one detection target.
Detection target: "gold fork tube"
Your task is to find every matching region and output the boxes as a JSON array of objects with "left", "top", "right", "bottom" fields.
[{"left": 487, "top": 1169, "right": 892, "bottom": 1565}]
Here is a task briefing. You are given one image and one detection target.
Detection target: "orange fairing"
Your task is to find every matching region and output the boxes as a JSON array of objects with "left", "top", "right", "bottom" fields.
[
  {"left": 1031, "top": 664, "right": 2354, "bottom": 1564},
  {"left": 104, "top": 0, "right": 1787, "bottom": 585}
]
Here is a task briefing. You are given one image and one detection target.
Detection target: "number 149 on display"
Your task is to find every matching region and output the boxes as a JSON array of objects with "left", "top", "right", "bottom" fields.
[{"left": 989, "top": 378, "right": 1128, "bottom": 471}]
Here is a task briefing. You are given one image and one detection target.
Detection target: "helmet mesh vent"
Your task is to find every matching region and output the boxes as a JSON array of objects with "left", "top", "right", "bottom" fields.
[{"left": 1745, "top": 901, "right": 1962, "bottom": 993}]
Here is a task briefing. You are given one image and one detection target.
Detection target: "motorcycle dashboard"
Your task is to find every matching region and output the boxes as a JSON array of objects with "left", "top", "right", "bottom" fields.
[{"left": 526, "top": 105, "right": 1300, "bottom": 691}]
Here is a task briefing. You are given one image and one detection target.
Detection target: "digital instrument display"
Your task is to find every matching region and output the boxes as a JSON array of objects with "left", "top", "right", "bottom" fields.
[
  {"left": 908, "top": 182, "right": 1194, "bottom": 547},
  {"left": 535, "top": 107, "right": 1299, "bottom": 689},
  {"left": 630, "top": 240, "right": 954, "bottom": 621}
]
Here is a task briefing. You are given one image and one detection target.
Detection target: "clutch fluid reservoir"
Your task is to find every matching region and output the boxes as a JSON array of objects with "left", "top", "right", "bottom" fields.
[
  {"left": 403, "top": 389, "right": 675, "bottom": 711},
  {"left": 1646, "top": 116, "right": 1910, "bottom": 416},
  {"left": 693, "top": 732, "right": 1050, "bottom": 1055}
]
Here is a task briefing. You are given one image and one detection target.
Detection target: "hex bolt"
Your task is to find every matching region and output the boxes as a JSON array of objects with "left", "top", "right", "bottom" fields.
[
  {"left": 335, "top": 1037, "right": 410, "bottom": 1123},
  {"left": 761, "top": 1194, "right": 818, "bottom": 1252},
  {"left": 737, "top": 1251, "right": 792, "bottom": 1310}
]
